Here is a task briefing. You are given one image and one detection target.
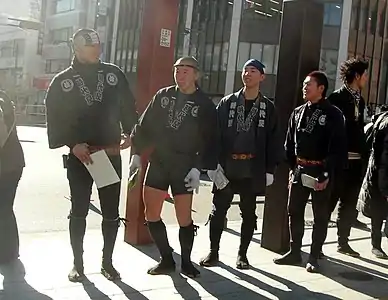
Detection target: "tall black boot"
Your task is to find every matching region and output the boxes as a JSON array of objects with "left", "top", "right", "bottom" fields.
[
  {"left": 180, "top": 222, "right": 200, "bottom": 278},
  {"left": 0, "top": 212, "right": 19, "bottom": 265},
  {"left": 236, "top": 216, "right": 256, "bottom": 269},
  {"left": 68, "top": 216, "right": 86, "bottom": 282},
  {"left": 147, "top": 220, "right": 175, "bottom": 275},
  {"left": 101, "top": 218, "right": 121, "bottom": 281},
  {"left": 199, "top": 213, "right": 224, "bottom": 267}
]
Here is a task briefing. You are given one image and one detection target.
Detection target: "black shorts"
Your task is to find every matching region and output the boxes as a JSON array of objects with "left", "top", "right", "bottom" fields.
[{"left": 144, "top": 158, "right": 194, "bottom": 196}]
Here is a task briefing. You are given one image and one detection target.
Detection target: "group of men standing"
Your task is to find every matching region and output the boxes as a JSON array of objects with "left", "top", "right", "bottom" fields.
[{"left": 1, "top": 28, "right": 386, "bottom": 284}]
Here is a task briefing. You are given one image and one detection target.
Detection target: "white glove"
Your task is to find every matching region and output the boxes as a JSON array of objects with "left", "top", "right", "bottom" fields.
[
  {"left": 184, "top": 168, "right": 201, "bottom": 193},
  {"left": 207, "top": 164, "right": 229, "bottom": 190},
  {"left": 129, "top": 154, "right": 142, "bottom": 175},
  {"left": 266, "top": 173, "right": 274, "bottom": 186},
  {"left": 207, "top": 164, "right": 222, "bottom": 181}
]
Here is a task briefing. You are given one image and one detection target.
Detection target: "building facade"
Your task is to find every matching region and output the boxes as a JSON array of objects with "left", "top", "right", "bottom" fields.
[
  {"left": 34, "top": 0, "right": 115, "bottom": 103},
  {"left": 0, "top": 25, "right": 44, "bottom": 107},
  {"left": 110, "top": 0, "right": 388, "bottom": 110}
]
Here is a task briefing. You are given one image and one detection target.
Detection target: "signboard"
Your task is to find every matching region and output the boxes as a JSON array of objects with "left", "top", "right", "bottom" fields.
[{"left": 160, "top": 28, "right": 171, "bottom": 48}]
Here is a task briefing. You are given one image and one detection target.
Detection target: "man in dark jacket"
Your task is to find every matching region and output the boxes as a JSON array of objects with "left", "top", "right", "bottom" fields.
[
  {"left": 358, "top": 111, "right": 388, "bottom": 258},
  {"left": 198, "top": 59, "right": 282, "bottom": 269},
  {"left": 129, "top": 56, "right": 218, "bottom": 278},
  {"left": 274, "top": 71, "right": 347, "bottom": 272},
  {"left": 327, "top": 57, "right": 369, "bottom": 257},
  {"left": 45, "top": 29, "right": 138, "bottom": 282},
  {"left": 0, "top": 90, "right": 25, "bottom": 265}
]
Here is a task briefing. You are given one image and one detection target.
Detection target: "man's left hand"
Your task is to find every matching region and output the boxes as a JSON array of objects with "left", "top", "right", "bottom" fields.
[
  {"left": 314, "top": 178, "right": 329, "bottom": 191},
  {"left": 184, "top": 168, "right": 201, "bottom": 194},
  {"left": 120, "top": 133, "right": 131, "bottom": 150},
  {"left": 266, "top": 173, "right": 274, "bottom": 186}
]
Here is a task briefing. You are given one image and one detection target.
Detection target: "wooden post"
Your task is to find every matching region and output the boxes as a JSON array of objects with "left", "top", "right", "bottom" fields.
[{"left": 261, "top": 0, "right": 324, "bottom": 254}]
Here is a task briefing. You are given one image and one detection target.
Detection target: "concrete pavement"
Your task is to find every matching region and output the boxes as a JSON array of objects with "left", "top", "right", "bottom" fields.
[{"left": 1, "top": 219, "right": 388, "bottom": 299}]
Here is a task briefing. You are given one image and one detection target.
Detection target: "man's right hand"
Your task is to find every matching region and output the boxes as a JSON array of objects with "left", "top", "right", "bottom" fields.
[
  {"left": 72, "top": 143, "right": 92, "bottom": 164},
  {"left": 129, "top": 154, "right": 142, "bottom": 175}
]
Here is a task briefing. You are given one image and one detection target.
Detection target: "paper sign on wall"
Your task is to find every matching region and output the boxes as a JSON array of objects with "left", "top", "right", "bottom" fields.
[{"left": 160, "top": 28, "right": 172, "bottom": 48}]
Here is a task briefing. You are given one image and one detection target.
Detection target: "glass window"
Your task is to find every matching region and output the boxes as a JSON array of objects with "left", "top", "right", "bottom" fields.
[
  {"left": 204, "top": 44, "right": 213, "bottom": 71},
  {"left": 50, "top": 27, "right": 73, "bottom": 44},
  {"left": 319, "top": 49, "right": 338, "bottom": 81},
  {"left": 221, "top": 42, "right": 229, "bottom": 71},
  {"left": 55, "top": 0, "right": 76, "bottom": 14},
  {"left": 250, "top": 43, "right": 263, "bottom": 61},
  {"left": 359, "top": 7, "right": 368, "bottom": 32},
  {"left": 324, "top": 3, "right": 342, "bottom": 26},
  {"left": 261, "top": 44, "right": 276, "bottom": 74},
  {"left": 45, "top": 59, "right": 69, "bottom": 74},
  {"left": 237, "top": 42, "right": 250, "bottom": 71},
  {"left": 350, "top": 5, "right": 359, "bottom": 30},
  {"left": 212, "top": 43, "right": 222, "bottom": 72},
  {"left": 273, "top": 45, "right": 279, "bottom": 75},
  {"left": 378, "top": 61, "right": 388, "bottom": 104}
]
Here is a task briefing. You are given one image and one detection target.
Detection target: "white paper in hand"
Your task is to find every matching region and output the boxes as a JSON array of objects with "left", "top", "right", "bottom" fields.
[
  {"left": 83, "top": 150, "right": 121, "bottom": 188},
  {"left": 301, "top": 174, "right": 318, "bottom": 189}
]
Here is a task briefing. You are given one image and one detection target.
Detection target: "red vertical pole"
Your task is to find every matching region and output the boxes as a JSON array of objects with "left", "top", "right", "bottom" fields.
[{"left": 124, "top": 0, "right": 180, "bottom": 245}]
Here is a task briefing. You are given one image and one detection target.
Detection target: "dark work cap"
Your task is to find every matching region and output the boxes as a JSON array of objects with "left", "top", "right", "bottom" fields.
[
  {"left": 243, "top": 59, "right": 265, "bottom": 74},
  {"left": 173, "top": 56, "right": 200, "bottom": 71},
  {"left": 71, "top": 28, "right": 100, "bottom": 47}
]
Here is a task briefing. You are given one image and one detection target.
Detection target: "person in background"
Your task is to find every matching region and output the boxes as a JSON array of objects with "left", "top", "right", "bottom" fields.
[
  {"left": 358, "top": 110, "right": 388, "bottom": 259},
  {"left": 129, "top": 56, "right": 218, "bottom": 278},
  {"left": 199, "top": 59, "right": 281, "bottom": 269},
  {"left": 45, "top": 28, "right": 138, "bottom": 282},
  {"left": 274, "top": 71, "right": 346, "bottom": 272},
  {"left": 0, "top": 90, "right": 25, "bottom": 265},
  {"left": 326, "top": 58, "right": 369, "bottom": 258}
]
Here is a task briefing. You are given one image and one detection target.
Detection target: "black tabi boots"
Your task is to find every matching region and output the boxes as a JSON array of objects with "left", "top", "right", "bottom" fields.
[
  {"left": 199, "top": 214, "right": 223, "bottom": 267},
  {"left": 179, "top": 222, "right": 200, "bottom": 278},
  {"left": 68, "top": 216, "right": 86, "bottom": 282},
  {"left": 101, "top": 218, "right": 121, "bottom": 280},
  {"left": 236, "top": 217, "right": 256, "bottom": 269},
  {"left": 147, "top": 220, "right": 176, "bottom": 275}
]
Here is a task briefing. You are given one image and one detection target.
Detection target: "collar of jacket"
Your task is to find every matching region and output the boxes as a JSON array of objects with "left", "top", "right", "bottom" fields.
[
  {"left": 71, "top": 57, "right": 101, "bottom": 73},
  {"left": 234, "top": 88, "right": 263, "bottom": 101},
  {"left": 341, "top": 84, "right": 361, "bottom": 100}
]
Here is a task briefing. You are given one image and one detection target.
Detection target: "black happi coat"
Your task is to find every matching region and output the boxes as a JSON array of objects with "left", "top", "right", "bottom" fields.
[
  {"left": 217, "top": 89, "right": 282, "bottom": 195},
  {"left": 131, "top": 85, "right": 218, "bottom": 170},
  {"left": 0, "top": 94, "right": 25, "bottom": 174},
  {"left": 328, "top": 86, "right": 366, "bottom": 158},
  {"left": 45, "top": 58, "right": 138, "bottom": 149},
  {"left": 285, "top": 99, "right": 347, "bottom": 178},
  {"left": 358, "top": 113, "right": 388, "bottom": 219}
]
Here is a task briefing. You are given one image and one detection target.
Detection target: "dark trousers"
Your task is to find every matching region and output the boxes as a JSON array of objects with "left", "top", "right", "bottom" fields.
[
  {"left": 208, "top": 180, "right": 257, "bottom": 255},
  {"left": 329, "top": 160, "right": 363, "bottom": 245},
  {"left": 0, "top": 169, "right": 23, "bottom": 264},
  {"left": 370, "top": 199, "right": 388, "bottom": 249},
  {"left": 288, "top": 180, "right": 331, "bottom": 258},
  {"left": 66, "top": 154, "right": 122, "bottom": 266}
]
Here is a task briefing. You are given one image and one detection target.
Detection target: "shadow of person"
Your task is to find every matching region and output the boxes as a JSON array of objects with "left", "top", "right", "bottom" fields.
[
  {"left": 113, "top": 280, "right": 150, "bottom": 300},
  {"left": 356, "top": 254, "right": 388, "bottom": 269},
  {"left": 81, "top": 278, "right": 112, "bottom": 299},
  {"left": 218, "top": 262, "right": 341, "bottom": 300},
  {"left": 320, "top": 256, "right": 388, "bottom": 299},
  {"left": 134, "top": 244, "right": 294, "bottom": 299},
  {"left": 0, "top": 259, "right": 53, "bottom": 300}
]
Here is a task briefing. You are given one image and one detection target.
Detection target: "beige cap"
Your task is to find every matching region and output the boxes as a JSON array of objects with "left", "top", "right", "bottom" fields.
[{"left": 173, "top": 56, "right": 200, "bottom": 70}]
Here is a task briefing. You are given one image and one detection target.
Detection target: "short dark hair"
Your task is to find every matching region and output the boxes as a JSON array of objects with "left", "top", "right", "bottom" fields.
[
  {"left": 339, "top": 57, "right": 369, "bottom": 84},
  {"left": 307, "top": 71, "right": 329, "bottom": 97}
]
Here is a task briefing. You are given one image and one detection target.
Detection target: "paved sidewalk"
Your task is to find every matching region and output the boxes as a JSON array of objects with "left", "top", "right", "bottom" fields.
[{"left": 1, "top": 219, "right": 388, "bottom": 300}]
